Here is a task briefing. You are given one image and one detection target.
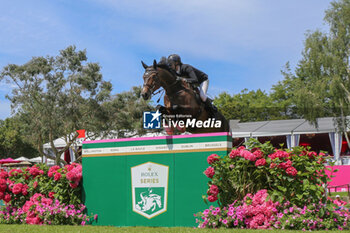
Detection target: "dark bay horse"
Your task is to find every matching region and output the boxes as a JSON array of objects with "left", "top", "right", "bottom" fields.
[{"left": 141, "top": 60, "right": 229, "bottom": 134}]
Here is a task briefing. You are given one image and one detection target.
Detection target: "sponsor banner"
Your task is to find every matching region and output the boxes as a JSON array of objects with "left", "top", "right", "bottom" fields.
[{"left": 83, "top": 141, "right": 232, "bottom": 156}]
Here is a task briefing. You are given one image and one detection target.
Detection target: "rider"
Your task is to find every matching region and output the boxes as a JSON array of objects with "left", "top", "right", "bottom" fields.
[{"left": 167, "top": 54, "right": 217, "bottom": 115}]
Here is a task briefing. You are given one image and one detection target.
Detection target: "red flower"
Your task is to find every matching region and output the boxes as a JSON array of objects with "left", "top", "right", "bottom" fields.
[
  {"left": 66, "top": 171, "right": 75, "bottom": 181},
  {"left": 54, "top": 172, "right": 62, "bottom": 181},
  {"left": 241, "top": 150, "right": 257, "bottom": 161},
  {"left": 0, "top": 179, "right": 7, "bottom": 192},
  {"left": 48, "top": 192, "right": 55, "bottom": 199},
  {"left": 0, "top": 171, "right": 8, "bottom": 179},
  {"left": 269, "top": 150, "right": 290, "bottom": 160},
  {"left": 253, "top": 150, "right": 264, "bottom": 159},
  {"left": 69, "top": 182, "right": 79, "bottom": 189},
  {"left": 29, "top": 167, "right": 40, "bottom": 177},
  {"left": 208, "top": 195, "right": 218, "bottom": 202},
  {"left": 207, "top": 154, "right": 220, "bottom": 165},
  {"left": 4, "top": 193, "right": 11, "bottom": 202},
  {"left": 255, "top": 158, "right": 266, "bottom": 167},
  {"left": 12, "top": 183, "right": 23, "bottom": 195},
  {"left": 22, "top": 184, "right": 28, "bottom": 196},
  {"left": 204, "top": 167, "right": 215, "bottom": 179},
  {"left": 229, "top": 149, "right": 240, "bottom": 159},
  {"left": 270, "top": 163, "right": 277, "bottom": 169},
  {"left": 0, "top": 192, "right": 4, "bottom": 200},
  {"left": 286, "top": 167, "right": 298, "bottom": 176},
  {"left": 33, "top": 181, "right": 38, "bottom": 189},
  {"left": 209, "top": 184, "right": 219, "bottom": 195},
  {"left": 285, "top": 160, "right": 292, "bottom": 168},
  {"left": 308, "top": 152, "right": 317, "bottom": 159}
]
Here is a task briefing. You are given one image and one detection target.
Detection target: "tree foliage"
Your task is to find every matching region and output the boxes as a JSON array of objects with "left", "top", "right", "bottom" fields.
[
  {"left": 0, "top": 117, "right": 39, "bottom": 159},
  {"left": 0, "top": 46, "right": 112, "bottom": 164},
  {"left": 214, "top": 88, "right": 298, "bottom": 122},
  {"left": 101, "top": 86, "right": 155, "bottom": 138},
  {"left": 281, "top": 0, "right": 350, "bottom": 145}
]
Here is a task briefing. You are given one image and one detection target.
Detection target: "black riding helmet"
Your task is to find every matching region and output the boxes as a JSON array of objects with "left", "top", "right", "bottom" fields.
[{"left": 168, "top": 54, "right": 182, "bottom": 65}]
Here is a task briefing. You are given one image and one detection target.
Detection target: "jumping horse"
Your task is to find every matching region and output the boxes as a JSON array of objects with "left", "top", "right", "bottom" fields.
[{"left": 141, "top": 59, "right": 230, "bottom": 134}]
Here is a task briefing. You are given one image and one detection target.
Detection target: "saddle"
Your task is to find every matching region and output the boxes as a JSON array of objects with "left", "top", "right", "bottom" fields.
[{"left": 179, "top": 79, "right": 202, "bottom": 106}]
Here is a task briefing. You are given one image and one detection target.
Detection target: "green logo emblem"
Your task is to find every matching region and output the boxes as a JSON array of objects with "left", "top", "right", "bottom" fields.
[{"left": 131, "top": 162, "right": 168, "bottom": 219}]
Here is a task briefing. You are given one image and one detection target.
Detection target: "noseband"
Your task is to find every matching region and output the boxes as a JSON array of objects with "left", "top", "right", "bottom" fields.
[
  {"left": 143, "top": 68, "right": 180, "bottom": 95},
  {"left": 143, "top": 70, "right": 159, "bottom": 93}
]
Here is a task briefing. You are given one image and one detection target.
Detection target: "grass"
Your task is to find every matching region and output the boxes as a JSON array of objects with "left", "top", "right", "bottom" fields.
[
  {"left": 329, "top": 192, "right": 349, "bottom": 197},
  {"left": 0, "top": 225, "right": 349, "bottom": 233}
]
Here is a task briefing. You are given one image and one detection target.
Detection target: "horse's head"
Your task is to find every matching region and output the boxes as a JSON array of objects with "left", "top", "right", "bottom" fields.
[{"left": 141, "top": 60, "right": 161, "bottom": 100}]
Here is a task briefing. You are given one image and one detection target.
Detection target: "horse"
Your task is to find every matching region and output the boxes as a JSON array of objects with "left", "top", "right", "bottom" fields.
[
  {"left": 136, "top": 191, "right": 162, "bottom": 212},
  {"left": 140, "top": 59, "right": 229, "bottom": 134}
]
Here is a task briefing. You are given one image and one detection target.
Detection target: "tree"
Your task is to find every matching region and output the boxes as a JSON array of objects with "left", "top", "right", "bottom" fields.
[
  {"left": 0, "top": 46, "right": 112, "bottom": 164},
  {"left": 101, "top": 86, "right": 155, "bottom": 138},
  {"left": 214, "top": 89, "right": 293, "bottom": 122},
  {"left": 285, "top": 0, "right": 350, "bottom": 146},
  {"left": 0, "top": 117, "right": 39, "bottom": 159}
]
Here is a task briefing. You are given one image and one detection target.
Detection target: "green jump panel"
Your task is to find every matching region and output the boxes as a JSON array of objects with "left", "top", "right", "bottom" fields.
[{"left": 82, "top": 132, "right": 232, "bottom": 227}]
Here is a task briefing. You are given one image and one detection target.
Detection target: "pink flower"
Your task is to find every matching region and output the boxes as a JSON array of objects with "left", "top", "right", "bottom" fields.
[
  {"left": 0, "top": 179, "right": 7, "bottom": 192},
  {"left": 204, "top": 167, "right": 215, "bottom": 179},
  {"left": 241, "top": 150, "right": 256, "bottom": 161},
  {"left": 0, "top": 192, "right": 4, "bottom": 200},
  {"left": 54, "top": 172, "right": 62, "bottom": 181},
  {"left": 22, "top": 184, "right": 28, "bottom": 196},
  {"left": 229, "top": 149, "right": 240, "bottom": 159},
  {"left": 207, "top": 154, "right": 220, "bottom": 164},
  {"left": 286, "top": 167, "right": 297, "bottom": 176},
  {"left": 12, "top": 183, "right": 23, "bottom": 195},
  {"left": 209, "top": 185, "right": 219, "bottom": 195},
  {"left": 4, "top": 193, "right": 11, "bottom": 202},
  {"left": 29, "top": 167, "right": 41, "bottom": 177},
  {"left": 270, "top": 163, "right": 277, "bottom": 169},
  {"left": 255, "top": 158, "right": 266, "bottom": 167},
  {"left": 285, "top": 160, "right": 292, "bottom": 168},
  {"left": 208, "top": 195, "right": 218, "bottom": 202},
  {"left": 253, "top": 150, "right": 264, "bottom": 159},
  {"left": 269, "top": 150, "right": 290, "bottom": 160},
  {"left": 308, "top": 151, "right": 317, "bottom": 159},
  {"left": 0, "top": 171, "right": 8, "bottom": 179},
  {"left": 33, "top": 181, "right": 38, "bottom": 189}
]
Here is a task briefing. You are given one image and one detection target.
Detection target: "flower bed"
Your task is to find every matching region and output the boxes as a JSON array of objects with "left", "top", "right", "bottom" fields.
[
  {"left": 196, "top": 139, "right": 349, "bottom": 230},
  {"left": 0, "top": 163, "right": 95, "bottom": 225}
]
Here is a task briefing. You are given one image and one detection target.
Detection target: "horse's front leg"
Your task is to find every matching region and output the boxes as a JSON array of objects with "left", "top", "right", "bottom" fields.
[{"left": 151, "top": 202, "right": 156, "bottom": 211}]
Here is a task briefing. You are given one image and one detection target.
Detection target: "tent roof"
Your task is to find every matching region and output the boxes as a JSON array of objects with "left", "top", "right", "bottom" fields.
[{"left": 230, "top": 117, "right": 346, "bottom": 138}]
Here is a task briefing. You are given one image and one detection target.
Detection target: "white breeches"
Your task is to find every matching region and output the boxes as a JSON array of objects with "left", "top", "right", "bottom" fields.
[{"left": 200, "top": 80, "right": 209, "bottom": 102}]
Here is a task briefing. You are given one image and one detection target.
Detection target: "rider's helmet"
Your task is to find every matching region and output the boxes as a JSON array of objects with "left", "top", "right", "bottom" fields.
[{"left": 168, "top": 54, "right": 182, "bottom": 66}]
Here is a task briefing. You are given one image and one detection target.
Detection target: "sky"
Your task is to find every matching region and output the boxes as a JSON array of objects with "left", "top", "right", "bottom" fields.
[{"left": 0, "top": 0, "right": 334, "bottom": 120}]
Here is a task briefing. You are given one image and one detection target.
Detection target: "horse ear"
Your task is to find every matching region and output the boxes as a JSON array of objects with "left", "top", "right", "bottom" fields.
[
  {"left": 153, "top": 59, "right": 157, "bottom": 70},
  {"left": 141, "top": 61, "right": 148, "bottom": 69}
]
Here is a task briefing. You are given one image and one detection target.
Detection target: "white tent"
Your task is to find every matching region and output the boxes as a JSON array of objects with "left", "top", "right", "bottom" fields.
[
  {"left": 230, "top": 117, "right": 349, "bottom": 165},
  {"left": 14, "top": 156, "right": 29, "bottom": 161},
  {"left": 28, "top": 157, "right": 55, "bottom": 166}
]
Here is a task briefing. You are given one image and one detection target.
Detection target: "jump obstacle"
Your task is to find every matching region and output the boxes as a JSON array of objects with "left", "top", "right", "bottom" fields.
[{"left": 82, "top": 132, "right": 232, "bottom": 227}]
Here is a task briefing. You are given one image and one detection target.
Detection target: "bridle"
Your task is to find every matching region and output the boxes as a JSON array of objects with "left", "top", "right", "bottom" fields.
[
  {"left": 143, "top": 68, "right": 179, "bottom": 96},
  {"left": 143, "top": 69, "right": 159, "bottom": 94}
]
